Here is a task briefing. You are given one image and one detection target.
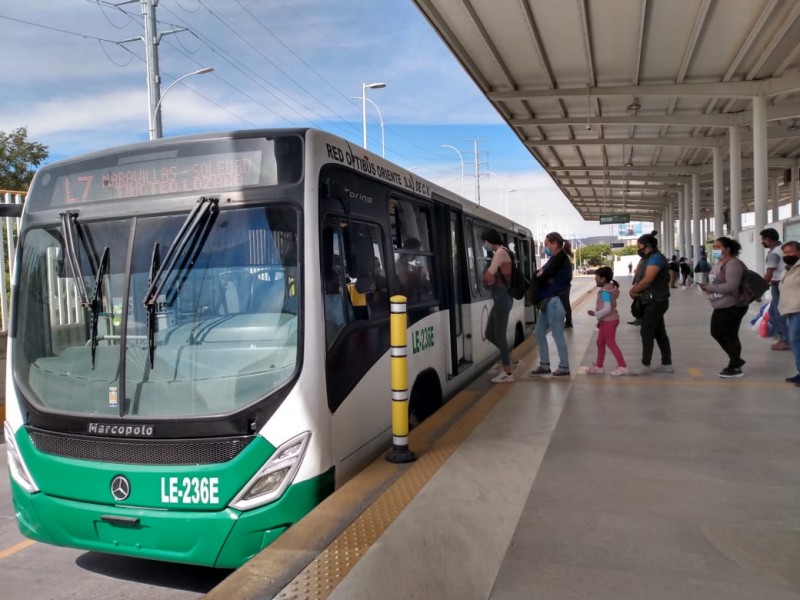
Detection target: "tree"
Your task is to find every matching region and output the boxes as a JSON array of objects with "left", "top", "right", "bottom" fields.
[
  {"left": 580, "top": 243, "right": 612, "bottom": 267},
  {"left": 0, "top": 127, "right": 48, "bottom": 191}
]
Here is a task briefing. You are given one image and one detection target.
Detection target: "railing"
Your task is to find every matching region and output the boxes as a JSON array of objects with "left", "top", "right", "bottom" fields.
[{"left": 1, "top": 191, "right": 25, "bottom": 332}]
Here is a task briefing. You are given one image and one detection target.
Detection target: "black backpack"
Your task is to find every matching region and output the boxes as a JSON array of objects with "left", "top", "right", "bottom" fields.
[
  {"left": 738, "top": 268, "right": 769, "bottom": 304},
  {"left": 498, "top": 247, "right": 529, "bottom": 300}
]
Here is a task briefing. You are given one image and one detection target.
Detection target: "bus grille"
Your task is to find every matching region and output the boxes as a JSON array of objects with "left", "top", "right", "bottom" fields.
[{"left": 28, "top": 430, "right": 254, "bottom": 465}]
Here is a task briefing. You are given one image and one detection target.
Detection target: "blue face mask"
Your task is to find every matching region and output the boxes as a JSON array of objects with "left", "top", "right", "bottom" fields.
[
  {"left": 544, "top": 247, "right": 552, "bottom": 257},
  {"left": 711, "top": 249, "right": 723, "bottom": 260}
]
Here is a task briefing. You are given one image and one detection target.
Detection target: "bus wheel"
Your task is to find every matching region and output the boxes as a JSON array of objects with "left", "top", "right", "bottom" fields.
[{"left": 408, "top": 370, "right": 443, "bottom": 429}]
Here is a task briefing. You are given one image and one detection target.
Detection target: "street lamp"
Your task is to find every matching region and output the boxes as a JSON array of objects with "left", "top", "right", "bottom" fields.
[
  {"left": 350, "top": 95, "right": 385, "bottom": 157},
  {"left": 441, "top": 145, "right": 464, "bottom": 196},
  {"left": 149, "top": 67, "right": 214, "bottom": 140},
  {"left": 360, "top": 82, "right": 386, "bottom": 150},
  {"left": 505, "top": 188, "right": 517, "bottom": 218}
]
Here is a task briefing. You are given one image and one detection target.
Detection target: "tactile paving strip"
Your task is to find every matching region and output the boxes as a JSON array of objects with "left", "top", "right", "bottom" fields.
[{"left": 274, "top": 384, "right": 509, "bottom": 599}]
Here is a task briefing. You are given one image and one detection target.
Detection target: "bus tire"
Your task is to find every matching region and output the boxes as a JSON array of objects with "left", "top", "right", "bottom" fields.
[{"left": 408, "top": 369, "right": 443, "bottom": 429}]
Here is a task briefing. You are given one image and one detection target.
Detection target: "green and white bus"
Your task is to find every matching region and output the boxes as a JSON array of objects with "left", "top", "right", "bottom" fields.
[{"left": 5, "top": 129, "right": 535, "bottom": 568}]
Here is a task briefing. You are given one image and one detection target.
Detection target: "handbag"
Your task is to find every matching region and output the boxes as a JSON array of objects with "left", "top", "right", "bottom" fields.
[{"left": 630, "top": 296, "right": 644, "bottom": 319}]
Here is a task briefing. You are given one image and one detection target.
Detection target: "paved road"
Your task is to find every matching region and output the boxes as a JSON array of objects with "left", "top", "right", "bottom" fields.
[{"left": 0, "top": 441, "right": 230, "bottom": 600}]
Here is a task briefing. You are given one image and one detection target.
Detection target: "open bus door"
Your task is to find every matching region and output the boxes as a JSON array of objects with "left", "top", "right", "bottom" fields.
[{"left": 434, "top": 200, "right": 470, "bottom": 378}]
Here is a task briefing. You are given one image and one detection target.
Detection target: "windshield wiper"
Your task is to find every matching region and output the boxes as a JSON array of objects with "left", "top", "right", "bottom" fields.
[
  {"left": 60, "top": 211, "right": 107, "bottom": 368},
  {"left": 89, "top": 247, "right": 110, "bottom": 368},
  {"left": 60, "top": 211, "right": 92, "bottom": 309},
  {"left": 143, "top": 197, "right": 219, "bottom": 363},
  {"left": 146, "top": 243, "right": 160, "bottom": 368}
]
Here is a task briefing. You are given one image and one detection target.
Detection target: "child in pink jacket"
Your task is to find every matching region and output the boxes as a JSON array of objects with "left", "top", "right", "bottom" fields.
[{"left": 587, "top": 266, "right": 628, "bottom": 376}]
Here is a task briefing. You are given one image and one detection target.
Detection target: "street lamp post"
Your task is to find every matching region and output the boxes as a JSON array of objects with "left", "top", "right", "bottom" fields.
[
  {"left": 351, "top": 95, "right": 385, "bottom": 157},
  {"left": 360, "top": 82, "right": 386, "bottom": 150},
  {"left": 150, "top": 67, "right": 214, "bottom": 140},
  {"left": 441, "top": 145, "right": 464, "bottom": 196},
  {"left": 505, "top": 188, "right": 517, "bottom": 218}
]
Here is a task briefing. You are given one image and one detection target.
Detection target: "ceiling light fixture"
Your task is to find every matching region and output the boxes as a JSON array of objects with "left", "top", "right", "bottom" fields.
[{"left": 626, "top": 98, "right": 641, "bottom": 112}]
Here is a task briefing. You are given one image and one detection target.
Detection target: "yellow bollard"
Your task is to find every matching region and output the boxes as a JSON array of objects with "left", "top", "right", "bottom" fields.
[{"left": 386, "top": 295, "right": 416, "bottom": 463}]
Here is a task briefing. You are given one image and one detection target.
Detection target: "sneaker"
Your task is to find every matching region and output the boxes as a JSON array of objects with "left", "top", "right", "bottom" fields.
[
  {"left": 610, "top": 366, "right": 629, "bottom": 377},
  {"left": 586, "top": 365, "right": 605, "bottom": 374},
  {"left": 552, "top": 368, "right": 571, "bottom": 377},
  {"left": 490, "top": 372, "right": 514, "bottom": 383},
  {"left": 719, "top": 367, "right": 743, "bottom": 378},
  {"left": 652, "top": 364, "right": 674, "bottom": 373},
  {"left": 630, "top": 365, "right": 652, "bottom": 376},
  {"left": 529, "top": 366, "right": 552, "bottom": 376},
  {"left": 785, "top": 374, "right": 800, "bottom": 383},
  {"left": 771, "top": 341, "right": 790, "bottom": 351},
  {"left": 734, "top": 358, "right": 746, "bottom": 368},
  {"left": 627, "top": 320, "right": 641, "bottom": 326},
  {"left": 564, "top": 324, "right": 573, "bottom": 330},
  {"left": 488, "top": 363, "right": 503, "bottom": 376}
]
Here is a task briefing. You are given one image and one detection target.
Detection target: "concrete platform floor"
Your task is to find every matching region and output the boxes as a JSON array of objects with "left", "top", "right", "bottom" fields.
[{"left": 322, "top": 278, "right": 800, "bottom": 600}]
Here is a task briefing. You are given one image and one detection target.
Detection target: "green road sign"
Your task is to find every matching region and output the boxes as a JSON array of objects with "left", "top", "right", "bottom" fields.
[{"left": 599, "top": 213, "right": 631, "bottom": 225}]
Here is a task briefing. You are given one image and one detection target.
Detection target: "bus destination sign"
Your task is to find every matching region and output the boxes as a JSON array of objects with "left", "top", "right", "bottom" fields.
[
  {"left": 50, "top": 150, "right": 263, "bottom": 206},
  {"left": 598, "top": 213, "right": 631, "bottom": 225}
]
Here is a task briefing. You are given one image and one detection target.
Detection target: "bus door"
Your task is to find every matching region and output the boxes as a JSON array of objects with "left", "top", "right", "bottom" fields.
[
  {"left": 519, "top": 236, "right": 537, "bottom": 324},
  {"left": 435, "top": 203, "right": 470, "bottom": 377}
]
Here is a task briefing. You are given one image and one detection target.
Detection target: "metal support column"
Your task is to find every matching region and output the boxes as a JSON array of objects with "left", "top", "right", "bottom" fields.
[
  {"left": 692, "top": 174, "right": 701, "bottom": 259},
  {"left": 713, "top": 146, "right": 724, "bottom": 238},
  {"left": 753, "top": 95, "right": 768, "bottom": 274},
  {"left": 771, "top": 177, "right": 780, "bottom": 223},
  {"left": 792, "top": 166, "right": 799, "bottom": 218},
  {"left": 729, "top": 126, "right": 742, "bottom": 237}
]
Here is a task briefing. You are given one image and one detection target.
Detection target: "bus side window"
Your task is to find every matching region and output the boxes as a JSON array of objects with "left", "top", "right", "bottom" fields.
[{"left": 322, "top": 222, "right": 349, "bottom": 346}]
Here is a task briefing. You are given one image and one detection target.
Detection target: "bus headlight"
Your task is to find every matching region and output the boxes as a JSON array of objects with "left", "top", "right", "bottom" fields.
[
  {"left": 230, "top": 431, "right": 310, "bottom": 511},
  {"left": 4, "top": 422, "right": 39, "bottom": 494}
]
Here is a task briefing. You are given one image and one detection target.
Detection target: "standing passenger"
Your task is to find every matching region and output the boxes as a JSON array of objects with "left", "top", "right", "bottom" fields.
[
  {"left": 778, "top": 241, "right": 800, "bottom": 385},
  {"left": 628, "top": 233, "right": 673, "bottom": 375},
  {"left": 529, "top": 232, "right": 572, "bottom": 377},
  {"left": 699, "top": 237, "right": 748, "bottom": 378},
  {"left": 760, "top": 228, "right": 790, "bottom": 351},
  {"left": 480, "top": 229, "right": 515, "bottom": 383}
]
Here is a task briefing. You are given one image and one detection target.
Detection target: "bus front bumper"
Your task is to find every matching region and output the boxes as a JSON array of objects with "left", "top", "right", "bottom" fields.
[{"left": 10, "top": 471, "right": 333, "bottom": 568}]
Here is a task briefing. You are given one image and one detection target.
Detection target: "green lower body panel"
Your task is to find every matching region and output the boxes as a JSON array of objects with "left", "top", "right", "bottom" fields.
[{"left": 12, "top": 469, "right": 334, "bottom": 568}]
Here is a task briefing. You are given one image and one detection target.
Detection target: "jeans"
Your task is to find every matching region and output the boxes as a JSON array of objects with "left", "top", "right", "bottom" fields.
[
  {"left": 710, "top": 304, "right": 748, "bottom": 368},
  {"left": 535, "top": 296, "right": 569, "bottom": 369},
  {"left": 769, "top": 284, "right": 789, "bottom": 343},
  {"left": 639, "top": 299, "right": 671, "bottom": 366},
  {"left": 786, "top": 312, "right": 800, "bottom": 373},
  {"left": 486, "top": 291, "right": 513, "bottom": 367}
]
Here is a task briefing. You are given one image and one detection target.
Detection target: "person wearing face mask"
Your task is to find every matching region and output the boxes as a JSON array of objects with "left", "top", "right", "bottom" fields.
[
  {"left": 628, "top": 233, "right": 673, "bottom": 375},
  {"left": 480, "top": 228, "right": 515, "bottom": 383},
  {"left": 529, "top": 232, "right": 573, "bottom": 377},
  {"left": 699, "top": 237, "right": 748, "bottom": 378},
  {"left": 777, "top": 241, "right": 800, "bottom": 385},
  {"left": 760, "top": 228, "right": 790, "bottom": 351}
]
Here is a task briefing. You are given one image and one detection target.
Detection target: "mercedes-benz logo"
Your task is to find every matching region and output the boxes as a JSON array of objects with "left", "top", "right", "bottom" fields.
[{"left": 110, "top": 475, "right": 131, "bottom": 501}]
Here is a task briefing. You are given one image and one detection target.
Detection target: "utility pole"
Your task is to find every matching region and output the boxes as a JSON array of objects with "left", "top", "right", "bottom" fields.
[
  {"left": 120, "top": 0, "right": 186, "bottom": 139},
  {"left": 468, "top": 139, "right": 487, "bottom": 205},
  {"left": 142, "top": 0, "right": 162, "bottom": 139}
]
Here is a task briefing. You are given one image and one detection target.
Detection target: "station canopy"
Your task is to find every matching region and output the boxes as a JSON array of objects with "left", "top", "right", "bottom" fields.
[{"left": 413, "top": 0, "right": 800, "bottom": 223}]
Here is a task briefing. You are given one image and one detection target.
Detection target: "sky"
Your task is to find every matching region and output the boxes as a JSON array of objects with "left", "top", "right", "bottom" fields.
[{"left": 0, "top": 0, "right": 614, "bottom": 238}]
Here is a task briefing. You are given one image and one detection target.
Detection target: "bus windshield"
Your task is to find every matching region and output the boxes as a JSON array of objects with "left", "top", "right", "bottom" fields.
[{"left": 14, "top": 204, "right": 300, "bottom": 419}]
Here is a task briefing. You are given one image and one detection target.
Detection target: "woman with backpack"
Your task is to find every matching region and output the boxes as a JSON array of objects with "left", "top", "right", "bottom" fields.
[
  {"left": 481, "top": 228, "right": 516, "bottom": 383},
  {"left": 699, "top": 237, "right": 748, "bottom": 378}
]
